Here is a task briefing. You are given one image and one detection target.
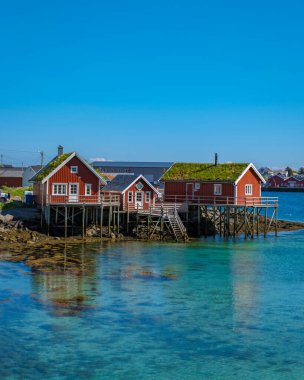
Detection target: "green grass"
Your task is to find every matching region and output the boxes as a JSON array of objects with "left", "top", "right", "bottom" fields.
[
  {"left": 0, "top": 186, "right": 34, "bottom": 211},
  {"left": 33, "top": 153, "right": 72, "bottom": 181},
  {"left": 0, "top": 186, "right": 33, "bottom": 199},
  {"left": 161, "top": 162, "right": 249, "bottom": 181}
]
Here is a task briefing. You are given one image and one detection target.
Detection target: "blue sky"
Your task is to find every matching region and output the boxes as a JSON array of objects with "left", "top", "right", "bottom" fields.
[{"left": 0, "top": 0, "right": 303, "bottom": 168}]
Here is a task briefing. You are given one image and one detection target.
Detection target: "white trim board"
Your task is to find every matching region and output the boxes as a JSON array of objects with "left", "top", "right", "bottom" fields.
[{"left": 121, "top": 175, "right": 161, "bottom": 196}]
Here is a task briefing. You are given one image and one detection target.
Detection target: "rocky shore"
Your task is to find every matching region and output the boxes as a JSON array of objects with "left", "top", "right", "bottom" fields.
[{"left": 1, "top": 210, "right": 304, "bottom": 274}]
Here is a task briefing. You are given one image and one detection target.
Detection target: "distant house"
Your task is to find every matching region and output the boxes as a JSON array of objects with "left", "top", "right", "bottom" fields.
[
  {"left": 102, "top": 174, "right": 160, "bottom": 211},
  {"left": 91, "top": 161, "right": 173, "bottom": 185},
  {"left": 161, "top": 162, "right": 265, "bottom": 204},
  {"left": 0, "top": 167, "right": 25, "bottom": 188},
  {"left": 266, "top": 174, "right": 286, "bottom": 188},
  {"left": 283, "top": 176, "right": 304, "bottom": 188},
  {"left": 23, "top": 165, "right": 43, "bottom": 187},
  {"left": 31, "top": 147, "right": 107, "bottom": 206}
]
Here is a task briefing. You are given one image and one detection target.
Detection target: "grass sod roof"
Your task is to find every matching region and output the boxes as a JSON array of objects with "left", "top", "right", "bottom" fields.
[
  {"left": 32, "top": 153, "right": 74, "bottom": 182},
  {"left": 161, "top": 163, "right": 250, "bottom": 182},
  {"left": 32, "top": 153, "right": 108, "bottom": 182}
]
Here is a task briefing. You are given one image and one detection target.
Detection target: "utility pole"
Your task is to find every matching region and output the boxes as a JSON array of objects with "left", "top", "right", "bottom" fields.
[
  {"left": 0, "top": 154, "right": 3, "bottom": 166},
  {"left": 39, "top": 151, "right": 44, "bottom": 167}
]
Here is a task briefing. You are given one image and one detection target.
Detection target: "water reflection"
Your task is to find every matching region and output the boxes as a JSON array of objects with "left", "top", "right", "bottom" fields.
[{"left": 30, "top": 243, "right": 101, "bottom": 316}]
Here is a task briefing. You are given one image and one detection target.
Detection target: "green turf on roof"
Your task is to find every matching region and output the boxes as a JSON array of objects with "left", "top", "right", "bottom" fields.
[
  {"left": 161, "top": 163, "right": 249, "bottom": 181},
  {"left": 33, "top": 153, "right": 73, "bottom": 181}
]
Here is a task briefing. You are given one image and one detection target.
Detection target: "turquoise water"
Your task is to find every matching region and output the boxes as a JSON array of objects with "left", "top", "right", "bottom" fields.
[
  {"left": 1, "top": 232, "right": 304, "bottom": 380},
  {"left": 263, "top": 191, "right": 304, "bottom": 222}
]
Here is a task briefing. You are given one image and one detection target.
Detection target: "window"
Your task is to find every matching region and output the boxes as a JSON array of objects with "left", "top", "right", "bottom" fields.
[
  {"left": 85, "top": 184, "right": 92, "bottom": 196},
  {"left": 214, "top": 184, "right": 222, "bottom": 195},
  {"left": 70, "top": 184, "right": 78, "bottom": 195},
  {"left": 71, "top": 166, "right": 78, "bottom": 174},
  {"left": 53, "top": 184, "right": 67, "bottom": 195},
  {"left": 146, "top": 191, "right": 151, "bottom": 203},
  {"left": 128, "top": 191, "right": 133, "bottom": 203},
  {"left": 245, "top": 184, "right": 253, "bottom": 195},
  {"left": 195, "top": 183, "right": 200, "bottom": 191},
  {"left": 136, "top": 182, "right": 144, "bottom": 191}
]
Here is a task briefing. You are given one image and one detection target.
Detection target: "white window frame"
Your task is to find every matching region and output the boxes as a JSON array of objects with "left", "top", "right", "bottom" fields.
[
  {"left": 145, "top": 191, "right": 151, "bottom": 203},
  {"left": 245, "top": 184, "right": 253, "bottom": 196},
  {"left": 71, "top": 166, "right": 78, "bottom": 174},
  {"left": 214, "top": 184, "right": 222, "bottom": 196},
  {"left": 85, "top": 183, "right": 92, "bottom": 196},
  {"left": 69, "top": 183, "right": 79, "bottom": 195},
  {"left": 128, "top": 191, "right": 133, "bottom": 203},
  {"left": 52, "top": 183, "right": 67, "bottom": 195},
  {"left": 136, "top": 191, "right": 143, "bottom": 202}
]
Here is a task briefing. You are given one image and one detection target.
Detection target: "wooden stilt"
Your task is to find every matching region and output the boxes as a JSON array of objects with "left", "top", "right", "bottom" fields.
[
  {"left": 100, "top": 206, "right": 103, "bottom": 240},
  {"left": 64, "top": 205, "right": 68, "bottom": 239},
  {"left": 82, "top": 205, "right": 86, "bottom": 238}
]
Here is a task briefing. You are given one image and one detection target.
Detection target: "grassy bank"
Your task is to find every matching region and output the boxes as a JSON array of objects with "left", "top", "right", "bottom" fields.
[{"left": 0, "top": 186, "right": 33, "bottom": 211}]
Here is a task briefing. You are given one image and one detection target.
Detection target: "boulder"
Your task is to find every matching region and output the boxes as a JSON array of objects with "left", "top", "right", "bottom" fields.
[{"left": 3, "top": 214, "right": 14, "bottom": 223}]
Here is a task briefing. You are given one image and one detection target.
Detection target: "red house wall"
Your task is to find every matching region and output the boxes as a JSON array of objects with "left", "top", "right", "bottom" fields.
[
  {"left": 164, "top": 181, "right": 235, "bottom": 202},
  {"left": 122, "top": 179, "right": 157, "bottom": 210},
  {"left": 33, "top": 156, "right": 101, "bottom": 205},
  {"left": 33, "top": 182, "right": 48, "bottom": 206},
  {"left": 48, "top": 157, "right": 100, "bottom": 203},
  {"left": 163, "top": 167, "right": 263, "bottom": 204},
  {"left": 268, "top": 175, "right": 285, "bottom": 188},
  {"left": 0, "top": 177, "right": 23, "bottom": 187},
  {"left": 236, "top": 167, "right": 262, "bottom": 198},
  {"left": 103, "top": 178, "right": 158, "bottom": 211}
]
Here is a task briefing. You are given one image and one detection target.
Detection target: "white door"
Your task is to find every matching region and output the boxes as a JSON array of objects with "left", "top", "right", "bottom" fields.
[
  {"left": 69, "top": 183, "right": 79, "bottom": 202},
  {"left": 135, "top": 192, "right": 143, "bottom": 209}
]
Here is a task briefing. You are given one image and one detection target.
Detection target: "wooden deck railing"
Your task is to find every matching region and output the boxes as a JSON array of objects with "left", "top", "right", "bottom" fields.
[
  {"left": 46, "top": 194, "right": 120, "bottom": 205},
  {"left": 162, "top": 195, "right": 279, "bottom": 207}
]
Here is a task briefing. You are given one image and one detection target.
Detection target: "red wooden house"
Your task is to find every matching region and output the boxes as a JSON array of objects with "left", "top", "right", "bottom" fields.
[
  {"left": 267, "top": 174, "right": 286, "bottom": 188},
  {"left": 31, "top": 150, "right": 107, "bottom": 206},
  {"left": 161, "top": 162, "right": 266, "bottom": 205},
  {"left": 283, "top": 176, "right": 304, "bottom": 188},
  {"left": 102, "top": 174, "right": 160, "bottom": 211}
]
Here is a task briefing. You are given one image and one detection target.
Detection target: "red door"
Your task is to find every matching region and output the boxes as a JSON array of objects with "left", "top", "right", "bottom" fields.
[{"left": 186, "top": 183, "right": 194, "bottom": 201}]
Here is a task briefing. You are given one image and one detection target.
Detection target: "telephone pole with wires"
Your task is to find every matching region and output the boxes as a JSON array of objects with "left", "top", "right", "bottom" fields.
[{"left": 39, "top": 151, "right": 44, "bottom": 167}]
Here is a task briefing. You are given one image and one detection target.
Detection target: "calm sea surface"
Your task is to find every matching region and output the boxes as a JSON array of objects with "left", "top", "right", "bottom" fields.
[
  {"left": 1, "top": 192, "right": 304, "bottom": 380},
  {"left": 263, "top": 191, "right": 304, "bottom": 222}
]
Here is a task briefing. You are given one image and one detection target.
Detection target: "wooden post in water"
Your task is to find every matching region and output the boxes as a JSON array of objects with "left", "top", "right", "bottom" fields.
[
  {"left": 64, "top": 205, "right": 68, "bottom": 239},
  {"left": 275, "top": 205, "right": 278, "bottom": 237},
  {"left": 100, "top": 205, "right": 103, "bottom": 240},
  {"left": 82, "top": 205, "right": 86, "bottom": 239},
  {"left": 264, "top": 207, "right": 268, "bottom": 238},
  {"left": 117, "top": 207, "right": 120, "bottom": 234}
]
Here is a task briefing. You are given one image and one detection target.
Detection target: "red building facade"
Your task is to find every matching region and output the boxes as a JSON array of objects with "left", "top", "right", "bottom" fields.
[
  {"left": 32, "top": 152, "right": 106, "bottom": 206},
  {"left": 102, "top": 174, "right": 160, "bottom": 211},
  {"left": 162, "top": 163, "right": 265, "bottom": 205}
]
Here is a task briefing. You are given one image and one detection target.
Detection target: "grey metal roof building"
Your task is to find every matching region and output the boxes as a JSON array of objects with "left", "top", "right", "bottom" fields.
[
  {"left": 102, "top": 175, "right": 140, "bottom": 192},
  {"left": 92, "top": 161, "right": 173, "bottom": 184}
]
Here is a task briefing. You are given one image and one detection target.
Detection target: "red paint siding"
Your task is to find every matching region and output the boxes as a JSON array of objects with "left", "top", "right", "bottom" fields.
[
  {"left": 163, "top": 166, "right": 263, "bottom": 205},
  {"left": 236, "top": 167, "right": 261, "bottom": 199},
  {"left": 164, "top": 181, "right": 234, "bottom": 202},
  {"left": 0, "top": 177, "right": 23, "bottom": 187},
  {"left": 34, "top": 156, "right": 101, "bottom": 205},
  {"left": 103, "top": 178, "right": 158, "bottom": 211}
]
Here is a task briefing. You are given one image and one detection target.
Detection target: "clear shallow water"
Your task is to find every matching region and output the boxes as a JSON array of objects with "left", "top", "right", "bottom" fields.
[
  {"left": 1, "top": 232, "right": 304, "bottom": 380},
  {"left": 263, "top": 191, "right": 304, "bottom": 222}
]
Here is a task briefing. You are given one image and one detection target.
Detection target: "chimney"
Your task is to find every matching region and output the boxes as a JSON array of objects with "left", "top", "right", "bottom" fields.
[
  {"left": 58, "top": 145, "right": 64, "bottom": 157},
  {"left": 215, "top": 153, "right": 218, "bottom": 166}
]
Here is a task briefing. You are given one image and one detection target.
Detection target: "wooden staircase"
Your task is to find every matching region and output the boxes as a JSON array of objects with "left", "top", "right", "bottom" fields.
[{"left": 136, "top": 203, "right": 188, "bottom": 242}]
